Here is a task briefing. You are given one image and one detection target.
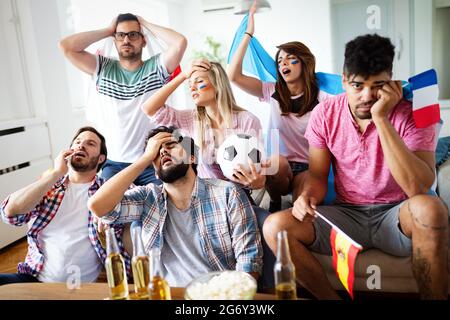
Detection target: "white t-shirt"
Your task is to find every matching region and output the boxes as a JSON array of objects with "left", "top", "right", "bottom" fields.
[
  {"left": 88, "top": 54, "right": 170, "bottom": 163},
  {"left": 37, "top": 183, "right": 101, "bottom": 283}
]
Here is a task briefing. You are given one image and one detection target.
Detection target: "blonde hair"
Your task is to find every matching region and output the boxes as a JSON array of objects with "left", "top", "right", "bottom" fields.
[{"left": 194, "top": 62, "right": 246, "bottom": 150}]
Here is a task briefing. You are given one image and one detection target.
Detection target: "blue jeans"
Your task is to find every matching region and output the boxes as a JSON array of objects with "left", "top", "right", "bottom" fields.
[
  {"left": 253, "top": 205, "right": 276, "bottom": 290},
  {"left": 241, "top": 188, "right": 275, "bottom": 289},
  {"left": 0, "top": 273, "right": 40, "bottom": 286},
  {"left": 436, "top": 137, "right": 450, "bottom": 167},
  {"left": 100, "top": 159, "right": 161, "bottom": 186}
]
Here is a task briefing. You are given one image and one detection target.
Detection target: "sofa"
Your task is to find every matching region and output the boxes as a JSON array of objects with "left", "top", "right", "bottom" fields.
[
  {"left": 257, "top": 157, "right": 450, "bottom": 296},
  {"left": 312, "top": 158, "right": 450, "bottom": 296},
  {"left": 313, "top": 235, "right": 450, "bottom": 295}
]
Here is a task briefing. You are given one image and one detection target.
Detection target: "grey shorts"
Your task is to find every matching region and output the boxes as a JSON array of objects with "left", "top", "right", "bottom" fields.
[{"left": 308, "top": 202, "right": 412, "bottom": 257}]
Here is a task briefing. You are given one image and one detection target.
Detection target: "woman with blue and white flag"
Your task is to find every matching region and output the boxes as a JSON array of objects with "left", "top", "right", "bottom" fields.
[{"left": 227, "top": 3, "right": 329, "bottom": 212}]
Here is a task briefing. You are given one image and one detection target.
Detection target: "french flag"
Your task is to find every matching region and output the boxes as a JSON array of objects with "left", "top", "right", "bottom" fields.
[{"left": 408, "top": 69, "right": 441, "bottom": 128}]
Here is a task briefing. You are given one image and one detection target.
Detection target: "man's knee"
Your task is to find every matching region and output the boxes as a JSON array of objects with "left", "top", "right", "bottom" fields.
[
  {"left": 408, "top": 195, "right": 449, "bottom": 232},
  {"left": 263, "top": 209, "right": 293, "bottom": 243}
]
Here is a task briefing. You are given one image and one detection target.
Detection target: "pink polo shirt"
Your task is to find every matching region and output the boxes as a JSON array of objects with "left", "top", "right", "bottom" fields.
[
  {"left": 148, "top": 104, "right": 263, "bottom": 180},
  {"left": 305, "top": 93, "right": 437, "bottom": 205}
]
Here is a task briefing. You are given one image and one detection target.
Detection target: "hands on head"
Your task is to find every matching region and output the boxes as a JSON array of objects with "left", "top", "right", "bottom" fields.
[
  {"left": 135, "top": 15, "right": 144, "bottom": 25},
  {"left": 143, "top": 132, "right": 179, "bottom": 163},
  {"left": 109, "top": 15, "right": 148, "bottom": 36},
  {"left": 184, "top": 58, "right": 212, "bottom": 79},
  {"left": 108, "top": 17, "right": 118, "bottom": 36}
]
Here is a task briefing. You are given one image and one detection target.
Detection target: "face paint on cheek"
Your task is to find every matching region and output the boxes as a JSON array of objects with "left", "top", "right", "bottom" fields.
[
  {"left": 291, "top": 59, "right": 300, "bottom": 65},
  {"left": 197, "top": 83, "right": 209, "bottom": 90}
]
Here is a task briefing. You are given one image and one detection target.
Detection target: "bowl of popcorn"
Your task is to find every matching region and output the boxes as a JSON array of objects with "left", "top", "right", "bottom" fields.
[{"left": 184, "top": 271, "right": 257, "bottom": 300}]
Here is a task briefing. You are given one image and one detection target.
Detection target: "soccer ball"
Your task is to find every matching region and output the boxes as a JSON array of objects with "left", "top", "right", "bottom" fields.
[{"left": 217, "top": 134, "right": 265, "bottom": 181}]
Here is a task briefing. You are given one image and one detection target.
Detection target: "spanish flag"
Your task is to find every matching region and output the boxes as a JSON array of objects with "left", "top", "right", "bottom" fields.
[
  {"left": 330, "top": 228, "right": 362, "bottom": 299},
  {"left": 315, "top": 211, "right": 362, "bottom": 299}
]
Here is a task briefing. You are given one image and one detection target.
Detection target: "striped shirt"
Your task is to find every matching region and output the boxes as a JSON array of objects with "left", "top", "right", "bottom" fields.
[
  {"left": 0, "top": 176, "right": 131, "bottom": 278},
  {"left": 149, "top": 105, "right": 263, "bottom": 180},
  {"left": 101, "top": 178, "right": 263, "bottom": 274},
  {"left": 88, "top": 54, "right": 170, "bottom": 163}
]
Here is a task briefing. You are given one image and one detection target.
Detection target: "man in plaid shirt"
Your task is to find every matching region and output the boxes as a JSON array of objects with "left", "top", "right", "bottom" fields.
[
  {"left": 89, "top": 126, "right": 263, "bottom": 287},
  {"left": 0, "top": 126, "right": 129, "bottom": 285}
]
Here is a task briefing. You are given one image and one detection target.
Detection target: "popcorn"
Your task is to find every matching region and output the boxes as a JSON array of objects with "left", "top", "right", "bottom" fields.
[{"left": 185, "top": 271, "right": 257, "bottom": 300}]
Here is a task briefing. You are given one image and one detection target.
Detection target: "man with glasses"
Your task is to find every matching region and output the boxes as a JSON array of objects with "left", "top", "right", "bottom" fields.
[{"left": 59, "top": 13, "right": 187, "bottom": 185}]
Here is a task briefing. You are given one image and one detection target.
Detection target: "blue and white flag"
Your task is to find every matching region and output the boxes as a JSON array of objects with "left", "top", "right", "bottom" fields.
[{"left": 227, "top": 14, "right": 277, "bottom": 82}]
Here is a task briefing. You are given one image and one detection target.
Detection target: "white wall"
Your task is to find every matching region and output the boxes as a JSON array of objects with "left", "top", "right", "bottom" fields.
[
  {"left": 178, "top": 0, "right": 333, "bottom": 70},
  {"left": 26, "top": 0, "right": 87, "bottom": 154},
  {"left": 175, "top": 0, "right": 332, "bottom": 130},
  {"left": 433, "top": 3, "right": 450, "bottom": 137},
  {"left": 433, "top": 7, "right": 450, "bottom": 100},
  {"left": 0, "top": 0, "right": 34, "bottom": 122},
  {"left": 409, "top": 0, "right": 450, "bottom": 137},
  {"left": 412, "top": 0, "right": 433, "bottom": 75}
]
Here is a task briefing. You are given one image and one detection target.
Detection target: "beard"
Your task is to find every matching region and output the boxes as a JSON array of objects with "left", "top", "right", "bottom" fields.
[
  {"left": 354, "top": 110, "right": 373, "bottom": 120},
  {"left": 70, "top": 155, "right": 100, "bottom": 172},
  {"left": 354, "top": 101, "right": 376, "bottom": 120},
  {"left": 118, "top": 45, "right": 142, "bottom": 61},
  {"left": 157, "top": 163, "right": 189, "bottom": 183}
]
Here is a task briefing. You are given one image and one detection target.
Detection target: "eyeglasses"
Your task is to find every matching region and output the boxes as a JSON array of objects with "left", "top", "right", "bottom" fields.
[{"left": 113, "top": 31, "right": 143, "bottom": 41}]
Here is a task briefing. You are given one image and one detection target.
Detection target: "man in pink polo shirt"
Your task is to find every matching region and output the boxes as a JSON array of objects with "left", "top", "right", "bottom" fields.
[{"left": 263, "top": 34, "right": 448, "bottom": 299}]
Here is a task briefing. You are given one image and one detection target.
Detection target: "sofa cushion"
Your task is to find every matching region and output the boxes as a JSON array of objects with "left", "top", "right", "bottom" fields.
[{"left": 313, "top": 246, "right": 450, "bottom": 293}]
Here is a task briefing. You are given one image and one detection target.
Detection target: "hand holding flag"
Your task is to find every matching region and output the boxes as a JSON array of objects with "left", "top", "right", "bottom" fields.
[
  {"left": 227, "top": 14, "right": 277, "bottom": 82},
  {"left": 315, "top": 210, "right": 362, "bottom": 299}
]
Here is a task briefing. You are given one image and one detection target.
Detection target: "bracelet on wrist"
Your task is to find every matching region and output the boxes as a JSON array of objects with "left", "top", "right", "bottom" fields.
[{"left": 245, "top": 32, "right": 253, "bottom": 38}]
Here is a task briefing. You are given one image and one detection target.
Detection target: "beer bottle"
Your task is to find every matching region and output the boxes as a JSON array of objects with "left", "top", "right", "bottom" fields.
[
  {"left": 131, "top": 221, "right": 150, "bottom": 299},
  {"left": 148, "top": 247, "right": 171, "bottom": 300},
  {"left": 105, "top": 227, "right": 129, "bottom": 300},
  {"left": 274, "top": 230, "right": 297, "bottom": 300}
]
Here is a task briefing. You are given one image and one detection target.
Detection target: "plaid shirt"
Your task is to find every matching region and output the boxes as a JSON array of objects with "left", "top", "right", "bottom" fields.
[
  {"left": 102, "top": 178, "right": 263, "bottom": 274},
  {"left": 0, "top": 175, "right": 131, "bottom": 278}
]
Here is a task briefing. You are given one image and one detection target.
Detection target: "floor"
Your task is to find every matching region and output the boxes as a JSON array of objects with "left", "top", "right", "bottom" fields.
[{"left": 0, "top": 237, "right": 27, "bottom": 274}]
